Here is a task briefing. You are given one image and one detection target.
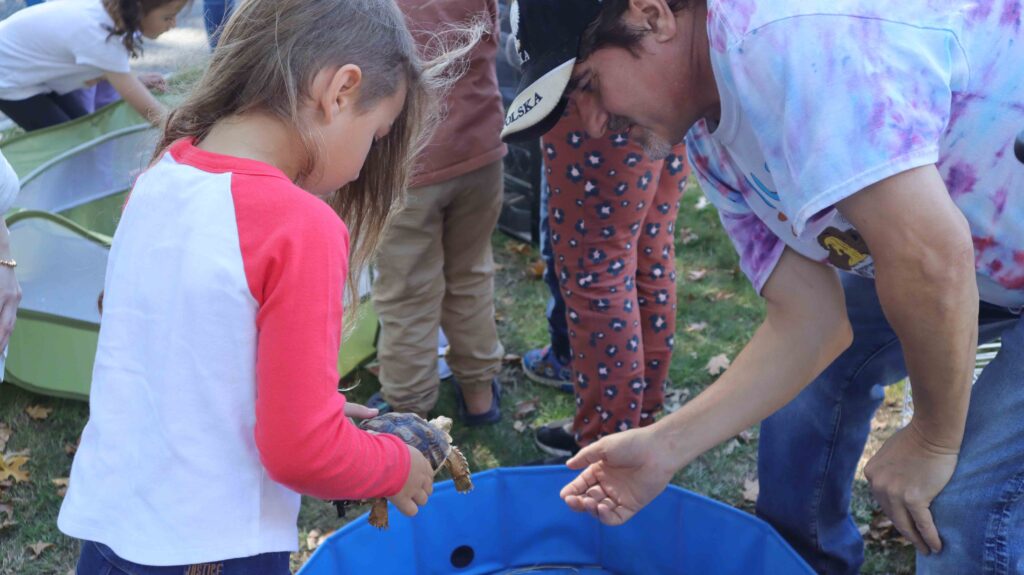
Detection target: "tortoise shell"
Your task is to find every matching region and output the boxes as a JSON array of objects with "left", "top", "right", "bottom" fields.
[{"left": 360, "top": 412, "right": 452, "bottom": 472}]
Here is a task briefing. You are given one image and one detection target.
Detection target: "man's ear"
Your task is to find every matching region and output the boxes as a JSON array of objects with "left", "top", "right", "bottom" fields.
[
  {"left": 628, "top": 0, "right": 678, "bottom": 42},
  {"left": 314, "top": 64, "right": 363, "bottom": 121}
]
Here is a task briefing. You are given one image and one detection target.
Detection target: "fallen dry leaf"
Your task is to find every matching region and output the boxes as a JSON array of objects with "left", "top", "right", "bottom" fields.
[
  {"left": 742, "top": 478, "right": 759, "bottom": 503},
  {"left": 686, "top": 268, "right": 708, "bottom": 282},
  {"left": 0, "top": 503, "right": 16, "bottom": 531},
  {"left": 680, "top": 228, "right": 699, "bottom": 245},
  {"left": 858, "top": 524, "right": 870, "bottom": 537},
  {"left": 868, "top": 513, "right": 898, "bottom": 542},
  {"left": 305, "top": 529, "right": 333, "bottom": 551},
  {"left": 514, "top": 398, "right": 541, "bottom": 420},
  {"left": 663, "top": 388, "right": 691, "bottom": 413},
  {"left": 722, "top": 439, "right": 740, "bottom": 456},
  {"left": 737, "top": 429, "right": 755, "bottom": 444},
  {"left": 526, "top": 259, "right": 546, "bottom": 280},
  {"left": 64, "top": 442, "right": 79, "bottom": 457},
  {"left": 0, "top": 453, "right": 30, "bottom": 483},
  {"left": 512, "top": 420, "right": 528, "bottom": 433},
  {"left": 0, "top": 423, "right": 11, "bottom": 452},
  {"left": 25, "top": 405, "right": 53, "bottom": 421},
  {"left": 695, "top": 196, "right": 711, "bottom": 210},
  {"left": 0, "top": 504, "right": 13, "bottom": 532},
  {"left": 685, "top": 321, "right": 708, "bottom": 334},
  {"left": 27, "top": 542, "right": 54, "bottom": 559},
  {"left": 893, "top": 536, "right": 913, "bottom": 547},
  {"left": 52, "top": 477, "right": 69, "bottom": 497},
  {"left": 707, "top": 290, "right": 735, "bottom": 302},
  {"left": 506, "top": 242, "right": 532, "bottom": 256},
  {"left": 705, "top": 354, "right": 731, "bottom": 376},
  {"left": 306, "top": 529, "right": 322, "bottom": 551},
  {"left": 871, "top": 515, "right": 894, "bottom": 531},
  {"left": 502, "top": 353, "right": 522, "bottom": 365}
]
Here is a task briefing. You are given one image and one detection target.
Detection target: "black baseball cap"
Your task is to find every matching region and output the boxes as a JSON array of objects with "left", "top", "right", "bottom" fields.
[{"left": 500, "top": 0, "right": 605, "bottom": 142}]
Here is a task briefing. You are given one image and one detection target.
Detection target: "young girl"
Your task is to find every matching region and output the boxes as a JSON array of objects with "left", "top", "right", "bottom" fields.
[
  {"left": 57, "top": 0, "right": 458, "bottom": 571},
  {"left": 0, "top": 150, "right": 20, "bottom": 374},
  {"left": 0, "top": 0, "right": 183, "bottom": 131}
]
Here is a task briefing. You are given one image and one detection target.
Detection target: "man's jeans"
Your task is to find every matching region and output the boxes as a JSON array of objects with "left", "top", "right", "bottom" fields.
[{"left": 757, "top": 273, "right": 1023, "bottom": 574}]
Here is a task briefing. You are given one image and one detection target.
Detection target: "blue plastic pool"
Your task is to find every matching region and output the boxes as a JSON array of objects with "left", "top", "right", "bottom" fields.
[{"left": 299, "top": 466, "right": 813, "bottom": 574}]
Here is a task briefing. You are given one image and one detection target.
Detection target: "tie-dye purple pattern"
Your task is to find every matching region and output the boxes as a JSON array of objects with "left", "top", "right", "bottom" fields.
[{"left": 688, "top": 0, "right": 1024, "bottom": 304}]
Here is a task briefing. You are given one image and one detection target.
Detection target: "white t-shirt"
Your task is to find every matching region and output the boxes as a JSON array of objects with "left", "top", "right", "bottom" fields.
[
  {"left": 0, "top": 0, "right": 131, "bottom": 100},
  {"left": 0, "top": 150, "right": 16, "bottom": 376},
  {"left": 686, "top": 0, "right": 1024, "bottom": 309},
  {"left": 0, "top": 150, "right": 17, "bottom": 213}
]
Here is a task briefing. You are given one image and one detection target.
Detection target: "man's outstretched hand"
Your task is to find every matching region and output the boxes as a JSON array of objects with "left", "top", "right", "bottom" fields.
[{"left": 560, "top": 427, "right": 678, "bottom": 525}]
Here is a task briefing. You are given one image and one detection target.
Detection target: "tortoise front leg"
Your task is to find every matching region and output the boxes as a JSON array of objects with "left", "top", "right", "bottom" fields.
[
  {"left": 368, "top": 498, "right": 390, "bottom": 529},
  {"left": 446, "top": 446, "right": 473, "bottom": 492}
]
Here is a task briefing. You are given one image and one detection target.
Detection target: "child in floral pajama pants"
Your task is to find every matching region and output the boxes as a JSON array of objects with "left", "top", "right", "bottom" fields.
[{"left": 542, "top": 103, "right": 689, "bottom": 448}]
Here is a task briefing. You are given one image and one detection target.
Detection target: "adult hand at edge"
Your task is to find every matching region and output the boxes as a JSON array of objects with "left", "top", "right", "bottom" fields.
[
  {"left": 560, "top": 426, "right": 676, "bottom": 526},
  {"left": 864, "top": 422, "right": 958, "bottom": 556}
]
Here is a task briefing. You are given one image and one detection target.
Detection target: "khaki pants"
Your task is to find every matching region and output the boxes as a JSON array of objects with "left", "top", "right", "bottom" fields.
[{"left": 372, "top": 160, "right": 505, "bottom": 414}]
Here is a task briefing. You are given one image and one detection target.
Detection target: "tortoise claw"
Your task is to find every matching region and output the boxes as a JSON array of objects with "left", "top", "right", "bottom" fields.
[
  {"left": 368, "top": 498, "right": 389, "bottom": 529},
  {"left": 447, "top": 446, "right": 474, "bottom": 493}
]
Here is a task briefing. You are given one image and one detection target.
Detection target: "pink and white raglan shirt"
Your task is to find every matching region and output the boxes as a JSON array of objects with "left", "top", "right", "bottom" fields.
[
  {"left": 58, "top": 139, "right": 410, "bottom": 565},
  {"left": 686, "top": 0, "right": 1024, "bottom": 308}
]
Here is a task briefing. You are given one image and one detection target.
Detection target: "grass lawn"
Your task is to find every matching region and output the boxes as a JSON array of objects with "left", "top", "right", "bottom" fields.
[{"left": 0, "top": 182, "right": 914, "bottom": 574}]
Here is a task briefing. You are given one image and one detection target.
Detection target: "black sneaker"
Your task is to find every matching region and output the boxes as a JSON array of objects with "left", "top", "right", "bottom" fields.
[{"left": 534, "top": 421, "right": 580, "bottom": 457}]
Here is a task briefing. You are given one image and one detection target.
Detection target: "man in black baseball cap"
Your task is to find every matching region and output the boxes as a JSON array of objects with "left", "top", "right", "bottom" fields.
[
  {"left": 509, "top": 2, "right": 1024, "bottom": 575},
  {"left": 500, "top": 0, "right": 718, "bottom": 159},
  {"left": 499, "top": 0, "right": 603, "bottom": 142}
]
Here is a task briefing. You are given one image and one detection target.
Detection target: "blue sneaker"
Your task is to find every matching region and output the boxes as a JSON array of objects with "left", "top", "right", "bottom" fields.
[
  {"left": 365, "top": 392, "right": 393, "bottom": 415},
  {"left": 450, "top": 378, "right": 502, "bottom": 427},
  {"left": 522, "top": 346, "right": 573, "bottom": 393}
]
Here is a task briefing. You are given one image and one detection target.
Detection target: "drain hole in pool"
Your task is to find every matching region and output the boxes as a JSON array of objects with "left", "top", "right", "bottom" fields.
[{"left": 451, "top": 545, "right": 475, "bottom": 568}]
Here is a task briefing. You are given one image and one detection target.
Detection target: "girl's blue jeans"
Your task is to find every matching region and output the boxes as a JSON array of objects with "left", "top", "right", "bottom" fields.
[
  {"left": 76, "top": 540, "right": 290, "bottom": 574},
  {"left": 757, "top": 272, "right": 1023, "bottom": 574}
]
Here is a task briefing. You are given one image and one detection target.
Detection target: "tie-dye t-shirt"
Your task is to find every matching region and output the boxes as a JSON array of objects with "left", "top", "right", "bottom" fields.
[{"left": 685, "top": 0, "right": 1024, "bottom": 308}]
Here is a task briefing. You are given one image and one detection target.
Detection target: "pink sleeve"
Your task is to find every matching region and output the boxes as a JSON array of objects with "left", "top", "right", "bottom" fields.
[{"left": 233, "top": 175, "right": 410, "bottom": 500}]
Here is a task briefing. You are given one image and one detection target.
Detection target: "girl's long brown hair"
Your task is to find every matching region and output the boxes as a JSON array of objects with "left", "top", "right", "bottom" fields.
[
  {"left": 153, "top": 0, "right": 481, "bottom": 317},
  {"left": 102, "top": 0, "right": 181, "bottom": 57}
]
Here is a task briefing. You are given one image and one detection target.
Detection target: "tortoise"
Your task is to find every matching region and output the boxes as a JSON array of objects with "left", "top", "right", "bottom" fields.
[{"left": 333, "top": 413, "right": 472, "bottom": 529}]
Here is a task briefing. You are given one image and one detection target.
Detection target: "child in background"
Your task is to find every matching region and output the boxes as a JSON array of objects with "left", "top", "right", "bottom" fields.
[
  {"left": 202, "top": 0, "right": 234, "bottom": 48},
  {"left": 530, "top": 101, "right": 690, "bottom": 457},
  {"left": 58, "top": 0, "right": 461, "bottom": 571},
  {"left": 0, "top": 0, "right": 180, "bottom": 131},
  {"left": 370, "top": 0, "right": 506, "bottom": 425}
]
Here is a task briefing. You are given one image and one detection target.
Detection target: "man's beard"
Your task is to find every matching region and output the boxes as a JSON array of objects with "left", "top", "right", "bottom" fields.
[
  {"left": 607, "top": 114, "right": 674, "bottom": 160},
  {"left": 636, "top": 129, "right": 674, "bottom": 160}
]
